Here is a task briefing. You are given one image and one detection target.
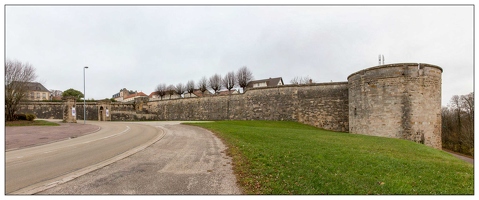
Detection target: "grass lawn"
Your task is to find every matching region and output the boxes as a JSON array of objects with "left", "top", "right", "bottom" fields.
[
  {"left": 186, "top": 121, "right": 474, "bottom": 195},
  {"left": 6, "top": 120, "right": 60, "bottom": 126}
]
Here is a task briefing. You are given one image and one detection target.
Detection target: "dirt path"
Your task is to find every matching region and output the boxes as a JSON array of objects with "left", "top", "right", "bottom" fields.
[
  {"left": 5, "top": 120, "right": 100, "bottom": 151},
  {"left": 444, "top": 149, "right": 474, "bottom": 165}
]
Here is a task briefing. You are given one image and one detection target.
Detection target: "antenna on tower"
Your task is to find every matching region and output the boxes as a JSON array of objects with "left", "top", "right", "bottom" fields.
[{"left": 378, "top": 54, "right": 385, "bottom": 65}]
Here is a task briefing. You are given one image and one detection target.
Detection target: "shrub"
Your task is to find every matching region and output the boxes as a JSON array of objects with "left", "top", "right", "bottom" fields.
[
  {"left": 14, "top": 113, "right": 27, "bottom": 120},
  {"left": 25, "top": 113, "right": 36, "bottom": 121}
]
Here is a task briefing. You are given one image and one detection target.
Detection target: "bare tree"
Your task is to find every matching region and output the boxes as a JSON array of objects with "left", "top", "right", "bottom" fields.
[
  {"left": 5, "top": 59, "right": 38, "bottom": 121},
  {"left": 450, "top": 95, "right": 462, "bottom": 137},
  {"left": 459, "top": 93, "right": 474, "bottom": 151},
  {"left": 209, "top": 73, "right": 222, "bottom": 95},
  {"left": 186, "top": 80, "right": 195, "bottom": 97},
  {"left": 290, "top": 76, "right": 313, "bottom": 85},
  {"left": 155, "top": 83, "right": 167, "bottom": 100},
  {"left": 290, "top": 77, "right": 300, "bottom": 85},
  {"left": 236, "top": 66, "right": 253, "bottom": 93},
  {"left": 175, "top": 83, "right": 185, "bottom": 98},
  {"left": 461, "top": 92, "right": 474, "bottom": 125},
  {"left": 222, "top": 71, "right": 236, "bottom": 93},
  {"left": 198, "top": 76, "right": 208, "bottom": 96},
  {"left": 442, "top": 92, "right": 474, "bottom": 156},
  {"left": 167, "top": 84, "right": 176, "bottom": 99}
]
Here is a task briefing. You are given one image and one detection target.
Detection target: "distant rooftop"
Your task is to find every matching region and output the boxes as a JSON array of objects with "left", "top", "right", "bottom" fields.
[{"left": 246, "top": 77, "right": 284, "bottom": 88}]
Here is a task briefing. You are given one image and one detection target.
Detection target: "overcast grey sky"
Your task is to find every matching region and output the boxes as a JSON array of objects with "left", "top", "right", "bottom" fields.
[{"left": 5, "top": 5, "right": 473, "bottom": 106}]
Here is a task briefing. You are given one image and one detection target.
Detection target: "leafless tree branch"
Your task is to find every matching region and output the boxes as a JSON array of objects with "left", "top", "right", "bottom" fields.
[
  {"left": 198, "top": 76, "right": 208, "bottom": 95},
  {"left": 236, "top": 66, "right": 253, "bottom": 93},
  {"left": 175, "top": 83, "right": 185, "bottom": 98},
  {"left": 155, "top": 83, "right": 167, "bottom": 100},
  {"left": 5, "top": 59, "right": 37, "bottom": 121},
  {"left": 209, "top": 73, "right": 222, "bottom": 95},
  {"left": 186, "top": 80, "right": 195, "bottom": 97},
  {"left": 222, "top": 71, "right": 236, "bottom": 93}
]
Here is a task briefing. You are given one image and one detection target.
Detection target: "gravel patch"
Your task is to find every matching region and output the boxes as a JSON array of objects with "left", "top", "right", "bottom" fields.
[{"left": 5, "top": 120, "right": 100, "bottom": 151}]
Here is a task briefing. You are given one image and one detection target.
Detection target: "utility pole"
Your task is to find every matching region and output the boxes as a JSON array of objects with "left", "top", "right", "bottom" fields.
[{"left": 83, "top": 66, "right": 89, "bottom": 124}]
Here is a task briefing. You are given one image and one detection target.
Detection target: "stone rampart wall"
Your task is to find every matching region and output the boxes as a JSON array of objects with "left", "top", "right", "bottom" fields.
[
  {"left": 17, "top": 102, "right": 64, "bottom": 119},
  {"left": 109, "top": 83, "right": 349, "bottom": 132},
  {"left": 17, "top": 101, "right": 100, "bottom": 121},
  {"left": 15, "top": 63, "right": 442, "bottom": 149},
  {"left": 16, "top": 83, "right": 349, "bottom": 132}
]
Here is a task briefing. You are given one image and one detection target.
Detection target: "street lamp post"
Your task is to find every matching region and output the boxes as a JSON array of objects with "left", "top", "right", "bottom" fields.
[{"left": 83, "top": 66, "right": 88, "bottom": 124}]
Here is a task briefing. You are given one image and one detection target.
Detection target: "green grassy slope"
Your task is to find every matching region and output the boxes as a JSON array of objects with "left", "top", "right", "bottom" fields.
[{"left": 187, "top": 121, "right": 474, "bottom": 195}]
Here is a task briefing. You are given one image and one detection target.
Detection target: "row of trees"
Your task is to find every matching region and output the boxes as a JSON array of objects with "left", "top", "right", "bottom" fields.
[
  {"left": 442, "top": 92, "right": 474, "bottom": 156},
  {"left": 290, "top": 76, "right": 314, "bottom": 85},
  {"left": 154, "top": 66, "right": 253, "bottom": 100}
]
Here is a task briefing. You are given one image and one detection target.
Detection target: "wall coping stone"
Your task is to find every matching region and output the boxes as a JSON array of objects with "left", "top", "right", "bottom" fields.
[
  {"left": 347, "top": 63, "right": 443, "bottom": 80},
  {"left": 247, "top": 81, "right": 349, "bottom": 91}
]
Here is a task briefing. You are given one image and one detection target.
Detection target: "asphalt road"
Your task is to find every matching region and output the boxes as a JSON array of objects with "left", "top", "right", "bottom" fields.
[
  {"left": 39, "top": 121, "right": 241, "bottom": 194},
  {"left": 6, "top": 121, "right": 163, "bottom": 194}
]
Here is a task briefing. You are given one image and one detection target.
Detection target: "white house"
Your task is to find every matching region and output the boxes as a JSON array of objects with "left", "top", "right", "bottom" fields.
[{"left": 246, "top": 77, "right": 284, "bottom": 89}]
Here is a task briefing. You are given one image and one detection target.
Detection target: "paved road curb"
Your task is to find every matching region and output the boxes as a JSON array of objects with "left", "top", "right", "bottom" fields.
[{"left": 10, "top": 125, "right": 167, "bottom": 194}]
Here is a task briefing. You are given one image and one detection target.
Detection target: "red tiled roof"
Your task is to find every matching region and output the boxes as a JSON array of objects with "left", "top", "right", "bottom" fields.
[
  {"left": 149, "top": 91, "right": 158, "bottom": 98},
  {"left": 218, "top": 90, "right": 237, "bottom": 96},
  {"left": 192, "top": 89, "right": 211, "bottom": 97},
  {"left": 124, "top": 92, "right": 147, "bottom": 99}
]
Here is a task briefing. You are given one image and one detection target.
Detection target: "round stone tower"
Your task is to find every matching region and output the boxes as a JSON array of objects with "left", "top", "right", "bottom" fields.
[{"left": 348, "top": 63, "right": 442, "bottom": 149}]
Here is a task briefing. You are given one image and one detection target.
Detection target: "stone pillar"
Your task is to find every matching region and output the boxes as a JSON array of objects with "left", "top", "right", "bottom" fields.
[
  {"left": 63, "top": 96, "right": 77, "bottom": 123},
  {"left": 134, "top": 96, "right": 149, "bottom": 112}
]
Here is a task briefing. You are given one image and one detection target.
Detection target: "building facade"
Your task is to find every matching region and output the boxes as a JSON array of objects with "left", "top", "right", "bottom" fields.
[
  {"left": 25, "top": 82, "right": 51, "bottom": 101},
  {"left": 246, "top": 77, "right": 284, "bottom": 89}
]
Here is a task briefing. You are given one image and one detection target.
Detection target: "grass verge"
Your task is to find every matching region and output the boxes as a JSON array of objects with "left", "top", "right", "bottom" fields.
[
  {"left": 186, "top": 121, "right": 474, "bottom": 195},
  {"left": 6, "top": 120, "right": 60, "bottom": 126}
]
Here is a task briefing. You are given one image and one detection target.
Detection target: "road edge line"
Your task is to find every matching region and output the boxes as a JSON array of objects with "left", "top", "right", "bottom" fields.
[{"left": 10, "top": 125, "right": 166, "bottom": 195}]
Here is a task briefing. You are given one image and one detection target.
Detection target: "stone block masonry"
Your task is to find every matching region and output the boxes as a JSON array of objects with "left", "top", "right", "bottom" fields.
[
  {"left": 15, "top": 63, "right": 442, "bottom": 149},
  {"left": 17, "top": 101, "right": 101, "bottom": 121},
  {"left": 17, "top": 102, "right": 64, "bottom": 119},
  {"left": 108, "top": 83, "right": 349, "bottom": 132}
]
